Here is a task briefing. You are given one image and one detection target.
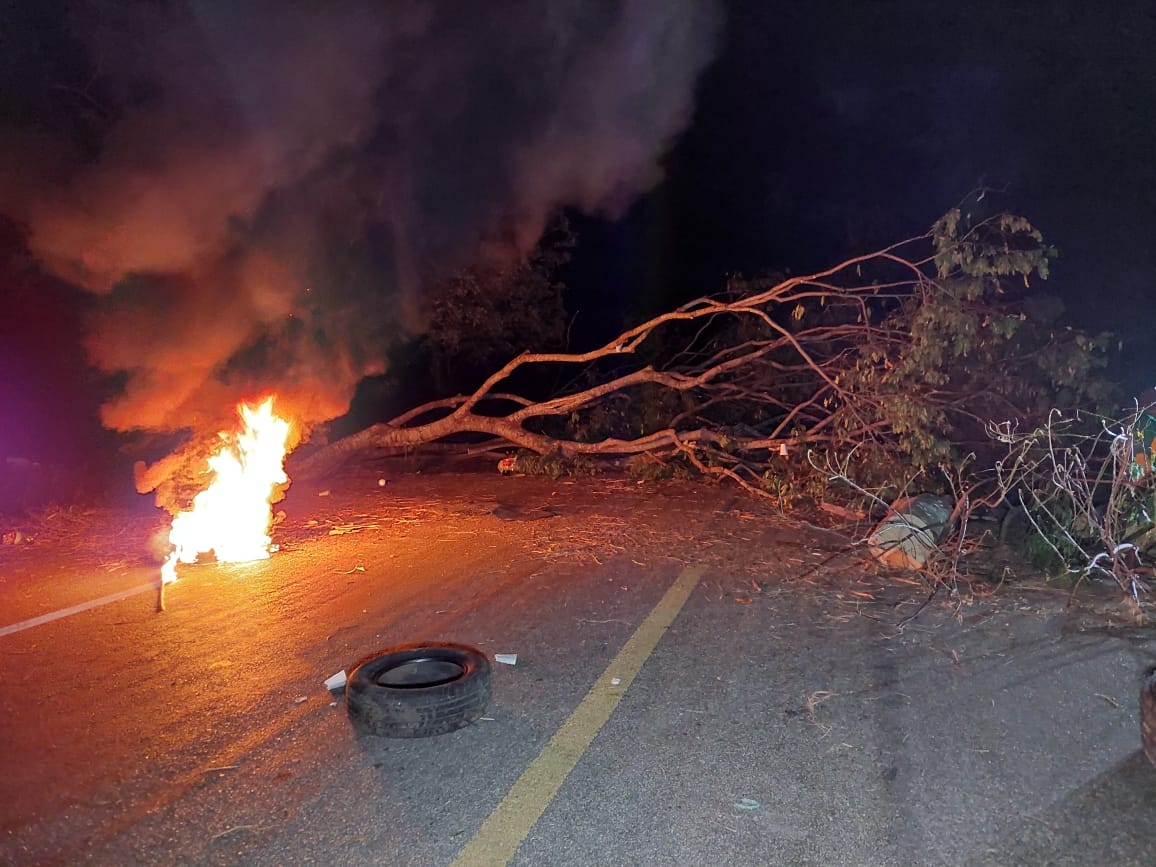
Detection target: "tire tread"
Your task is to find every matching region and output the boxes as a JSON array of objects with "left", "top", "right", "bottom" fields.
[{"left": 346, "top": 643, "right": 492, "bottom": 738}]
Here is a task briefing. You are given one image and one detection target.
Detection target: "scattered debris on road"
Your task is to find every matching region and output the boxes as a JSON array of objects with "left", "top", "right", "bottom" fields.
[{"left": 328, "top": 522, "right": 380, "bottom": 535}]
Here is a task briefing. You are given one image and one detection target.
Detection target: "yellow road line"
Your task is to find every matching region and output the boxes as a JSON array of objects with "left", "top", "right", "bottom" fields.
[{"left": 451, "top": 563, "right": 706, "bottom": 867}]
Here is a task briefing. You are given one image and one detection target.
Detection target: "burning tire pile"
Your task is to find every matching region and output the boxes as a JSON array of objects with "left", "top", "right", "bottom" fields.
[{"left": 345, "top": 643, "right": 492, "bottom": 739}]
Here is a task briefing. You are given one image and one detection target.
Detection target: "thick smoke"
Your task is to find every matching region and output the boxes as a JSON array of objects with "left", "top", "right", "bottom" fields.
[{"left": 1, "top": 0, "right": 721, "bottom": 443}]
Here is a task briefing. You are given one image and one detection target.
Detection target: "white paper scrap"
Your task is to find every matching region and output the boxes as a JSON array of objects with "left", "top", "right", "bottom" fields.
[
  {"left": 494, "top": 653, "right": 518, "bottom": 665},
  {"left": 324, "top": 669, "right": 347, "bottom": 691}
]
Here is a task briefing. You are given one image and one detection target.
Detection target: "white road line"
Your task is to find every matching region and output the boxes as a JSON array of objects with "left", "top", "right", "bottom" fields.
[{"left": 0, "top": 583, "right": 157, "bottom": 637}]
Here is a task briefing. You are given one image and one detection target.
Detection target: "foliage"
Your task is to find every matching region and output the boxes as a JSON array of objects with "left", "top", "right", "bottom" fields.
[
  {"left": 626, "top": 453, "right": 696, "bottom": 482},
  {"left": 423, "top": 217, "right": 573, "bottom": 390},
  {"left": 826, "top": 208, "right": 1115, "bottom": 472},
  {"left": 500, "top": 449, "right": 602, "bottom": 479},
  {"left": 760, "top": 451, "right": 834, "bottom": 509},
  {"left": 560, "top": 382, "right": 688, "bottom": 444}
]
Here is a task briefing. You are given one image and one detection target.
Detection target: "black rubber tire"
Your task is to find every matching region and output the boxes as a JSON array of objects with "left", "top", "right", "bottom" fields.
[
  {"left": 1142, "top": 667, "right": 1156, "bottom": 769},
  {"left": 345, "top": 643, "right": 492, "bottom": 738}
]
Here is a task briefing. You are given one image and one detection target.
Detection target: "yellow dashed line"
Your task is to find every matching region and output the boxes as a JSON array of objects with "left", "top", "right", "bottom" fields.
[{"left": 451, "top": 563, "right": 706, "bottom": 867}]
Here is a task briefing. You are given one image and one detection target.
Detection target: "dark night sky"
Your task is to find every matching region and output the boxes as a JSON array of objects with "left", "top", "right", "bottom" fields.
[
  {"left": 2, "top": 0, "right": 1156, "bottom": 480},
  {"left": 574, "top": 1, "right": 1156, "bottom": 344}
]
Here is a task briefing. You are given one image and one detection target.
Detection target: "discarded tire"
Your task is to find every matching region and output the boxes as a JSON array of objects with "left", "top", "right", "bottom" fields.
[
  {"left": 346, "top": 643, "right": 491, "bottom": 738},
  {"left": 1143, "top": 668, "right": 1156, "bottom": 768}
]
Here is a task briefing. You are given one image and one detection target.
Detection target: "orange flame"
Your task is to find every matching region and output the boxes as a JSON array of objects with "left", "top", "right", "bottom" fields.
[{"left": 161, "top": 398, "right": 291, "bottom": 584}]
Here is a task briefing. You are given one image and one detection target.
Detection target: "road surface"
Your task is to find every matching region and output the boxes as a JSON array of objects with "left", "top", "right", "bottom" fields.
[{"left": 1, "top": 469, "right": 1154, "bottom": 865}]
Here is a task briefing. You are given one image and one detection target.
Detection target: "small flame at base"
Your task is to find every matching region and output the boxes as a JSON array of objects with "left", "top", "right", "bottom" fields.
[{"left": 161, "top": 398, "right": 291, "bottom": 584}]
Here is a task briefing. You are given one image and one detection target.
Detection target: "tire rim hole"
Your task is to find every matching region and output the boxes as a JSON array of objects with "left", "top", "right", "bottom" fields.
[{"left": 376, "top": 658, "right": 464, "bottom": 688}]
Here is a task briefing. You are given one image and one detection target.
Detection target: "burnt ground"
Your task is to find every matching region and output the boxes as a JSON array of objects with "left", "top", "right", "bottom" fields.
[{"left": 1, "top": 458, "right": 1155, "bottom": 865}]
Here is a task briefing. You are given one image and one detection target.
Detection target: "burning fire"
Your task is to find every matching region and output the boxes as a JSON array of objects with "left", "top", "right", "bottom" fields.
[{"left": 161, "top": 398, "right": 292, "bottom": 585}]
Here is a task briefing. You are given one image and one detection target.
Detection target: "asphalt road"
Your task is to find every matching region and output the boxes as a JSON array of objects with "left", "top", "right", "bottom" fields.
[{"left": 1, "top": 473, "right": 1154, "bottom": 866}]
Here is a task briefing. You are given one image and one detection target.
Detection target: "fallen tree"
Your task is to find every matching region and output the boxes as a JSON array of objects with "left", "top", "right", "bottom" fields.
[{"left": 291, "top": 207, "right": 1113, "bottom": 499}]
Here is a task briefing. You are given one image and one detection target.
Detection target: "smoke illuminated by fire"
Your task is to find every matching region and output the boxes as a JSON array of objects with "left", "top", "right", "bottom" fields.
[
  {"left": 0, "top": 1, "right": 721, "bottom": 512},
  {"left": 0, "top": 1, "right": 721, "bottom": 449},
  {"left": 161, "top": 399, "right": 291, "bottom": 585}
]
